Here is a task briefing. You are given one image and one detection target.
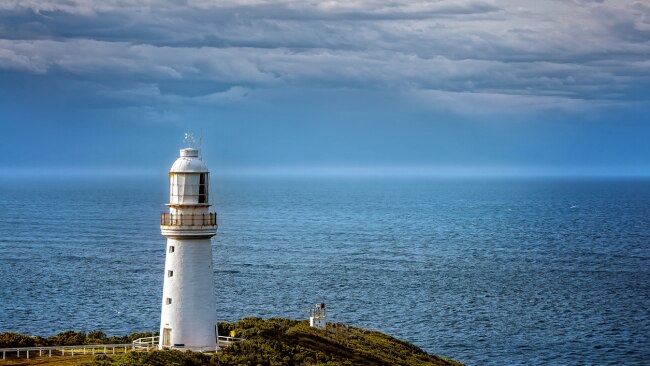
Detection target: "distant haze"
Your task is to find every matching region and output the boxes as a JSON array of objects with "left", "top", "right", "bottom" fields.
[{"left": 1, "top": 1, "right": 649, "bottom": 177}]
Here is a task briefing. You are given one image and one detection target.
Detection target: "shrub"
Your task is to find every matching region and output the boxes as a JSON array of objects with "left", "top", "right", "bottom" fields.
[{"left": 0, "top": 333, "right": 39, "bottom": 348}]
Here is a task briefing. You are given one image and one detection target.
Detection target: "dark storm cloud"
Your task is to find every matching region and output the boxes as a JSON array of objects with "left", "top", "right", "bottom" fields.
[
  {"left": 0, "top": 1, "right": 502, "bottom": 46},
  {"left": 0, "top": 0, "right": 649, "bottom": 114}
]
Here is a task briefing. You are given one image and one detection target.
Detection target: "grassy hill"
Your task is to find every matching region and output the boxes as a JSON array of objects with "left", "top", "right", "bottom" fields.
[{"left": 1, "top": 318, "right": 463, "bottom": 366}]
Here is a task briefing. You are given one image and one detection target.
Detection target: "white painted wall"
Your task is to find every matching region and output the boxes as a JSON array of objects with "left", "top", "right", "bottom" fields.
[
  {"left": 159, "top": 238, "right": 217, "bottom": 349},
  {"left": 309, "top": 316, "right": 326, "bottom": 329}
]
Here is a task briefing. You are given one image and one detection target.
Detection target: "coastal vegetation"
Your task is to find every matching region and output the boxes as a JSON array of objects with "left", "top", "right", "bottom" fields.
[
  {"left": 0, "top": 331, "right": 154, "bottom": 348},
  {"left": 1, "top": 318, "right": 462, "bottom": 366}
]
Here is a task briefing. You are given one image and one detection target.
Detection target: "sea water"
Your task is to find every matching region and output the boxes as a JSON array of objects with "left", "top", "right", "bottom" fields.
[{"left": 0, "top": 177, "right": 648, "bottom": 365}]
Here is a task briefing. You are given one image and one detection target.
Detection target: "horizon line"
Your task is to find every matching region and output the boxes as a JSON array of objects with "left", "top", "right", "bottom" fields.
[{"left": 1, "top": 165, "right": 649, "bottom": 179}]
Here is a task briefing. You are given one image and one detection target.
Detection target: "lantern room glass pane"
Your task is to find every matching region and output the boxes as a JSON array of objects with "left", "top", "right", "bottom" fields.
[
  {"left": 185, "top": 174, "right": 199, "bottom": 203},
  {"left": 170, "top": 173, "right": 205, "bottom": 204}
]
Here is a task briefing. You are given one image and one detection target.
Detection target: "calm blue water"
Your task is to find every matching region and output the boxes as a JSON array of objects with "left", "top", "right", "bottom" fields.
[{"left": 0, "top": 177, "right": 649, "bottom": 365}]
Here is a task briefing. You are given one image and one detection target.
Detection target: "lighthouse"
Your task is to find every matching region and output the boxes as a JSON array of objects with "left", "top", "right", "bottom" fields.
[
  {"left": 309, "top": 303, "right": 327, "bottom": 329},
  {"left": 159, "top": 137, "right": 218, "bottom": 351}
]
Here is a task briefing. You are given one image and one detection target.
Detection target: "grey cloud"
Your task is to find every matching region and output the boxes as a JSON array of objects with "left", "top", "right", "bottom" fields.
[
  {"left": 403, "top": 88, "right": 631, "bottom": 120},
  {"left": 0, "top": 0, "right": 648, "bottom": 115},
  {"left": 0, "top": 39, "right": 277, "bottom": 83},
  {"left": 1, "top": 1, "right": 502, "bottom": 19},
  {"left": 0, "top": 2, "right": 501, "bottom": 48}
]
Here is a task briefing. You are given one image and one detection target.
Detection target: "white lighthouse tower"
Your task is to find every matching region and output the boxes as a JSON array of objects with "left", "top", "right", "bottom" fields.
[{"left": 159, "top": 136, "right": 218, "bottom": 351}]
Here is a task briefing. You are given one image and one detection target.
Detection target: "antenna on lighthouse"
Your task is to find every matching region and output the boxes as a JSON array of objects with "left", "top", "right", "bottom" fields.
[{"left": 199, "top": 129, "right": 203, "bottom": 151}]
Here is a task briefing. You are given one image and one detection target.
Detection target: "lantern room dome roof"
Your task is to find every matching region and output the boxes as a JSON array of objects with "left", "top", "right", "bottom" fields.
[{"left": 170, "top": 148, "right": 209, "bottom": 173}]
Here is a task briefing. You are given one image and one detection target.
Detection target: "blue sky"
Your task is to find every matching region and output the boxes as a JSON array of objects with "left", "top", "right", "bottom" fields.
[{"left": 1, "top": 0, "right": 649, "bottom": 177}]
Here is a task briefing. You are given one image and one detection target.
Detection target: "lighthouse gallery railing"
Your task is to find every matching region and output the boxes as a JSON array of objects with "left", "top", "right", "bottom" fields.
[{"left": 161, "top": 212, "right": 217, "bottom": 226}]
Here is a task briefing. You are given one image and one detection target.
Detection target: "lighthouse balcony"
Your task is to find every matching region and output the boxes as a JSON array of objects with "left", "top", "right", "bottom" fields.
[
  {"left": 160, "top": 212, "right": 217, "bottom": 238},
  {"left": 161, "top": 212, "right": 216, "bottom": 226}
]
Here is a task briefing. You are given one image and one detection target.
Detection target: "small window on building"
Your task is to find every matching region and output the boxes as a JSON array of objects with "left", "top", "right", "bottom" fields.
[
  {"left": 166, "top": 298, "right": 172, "bottom": 305},
  {"left": 169, "top": 246, "right": 175, "bottom": 253},
  {"left": 168, "top": 270, "right": 173, "bottom": 277}
]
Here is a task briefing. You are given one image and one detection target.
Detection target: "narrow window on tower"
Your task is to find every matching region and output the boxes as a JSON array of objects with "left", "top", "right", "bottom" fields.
[
  {"left": 169, "top": 246, "right": 175, "bottom": 253},
  {"left": 166, "top": 298, "right": 172, "bottom": 305},
  {"left": 168, "top": 270, "right": 173, "bottom": 277},
  {"left": 198, "top": 173, "right": 207, "bottom": 203}
]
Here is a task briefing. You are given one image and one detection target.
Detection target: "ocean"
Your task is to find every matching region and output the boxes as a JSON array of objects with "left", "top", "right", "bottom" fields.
[{"left": 0, "top": 176, "right": 648, "bottom": 365}]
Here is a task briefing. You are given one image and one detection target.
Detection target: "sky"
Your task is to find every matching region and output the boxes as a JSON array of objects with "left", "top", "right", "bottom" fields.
[{"left": 1, "top": 0, "right": 649, "bottom": 177}]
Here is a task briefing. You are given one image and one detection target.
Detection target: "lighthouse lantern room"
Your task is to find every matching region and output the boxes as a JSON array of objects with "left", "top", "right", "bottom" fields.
[{"left": 159, "top": 137, "right": 218, "bottom": 351}]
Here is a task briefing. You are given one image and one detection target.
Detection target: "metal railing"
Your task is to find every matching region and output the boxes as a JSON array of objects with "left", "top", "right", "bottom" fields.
[
  {"left": 0, "top": 334, "right": 247, "bottom": 360},
  {"left": 132, "top": 336, "right": 159, "bottom": 351},
  {"left": 160, "top": 212, "right": 217, "bottom": 226},
  {"left": 0, "top": 344, "right": 132, "bottom": 360},
  {"left": 132, "top": 335, "right": 244, "bottom": 353},
  {"left": 217, "top": 336, "right": 245, "bottom": 348}
]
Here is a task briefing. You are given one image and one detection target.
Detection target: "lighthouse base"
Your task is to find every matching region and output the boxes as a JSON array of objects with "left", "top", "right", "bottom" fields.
[{"left": 159, "top": 237, "right": 218, "bottom": 351}]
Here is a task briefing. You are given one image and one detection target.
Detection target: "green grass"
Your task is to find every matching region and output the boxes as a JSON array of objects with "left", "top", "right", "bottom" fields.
[{"left": 0, "top": 355, "right": 95, "bottom": 366}]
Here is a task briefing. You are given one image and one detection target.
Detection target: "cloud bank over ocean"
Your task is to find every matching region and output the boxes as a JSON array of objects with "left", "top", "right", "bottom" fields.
[{"left": 0, "top": 1, "right": 649, "bottom": 175}]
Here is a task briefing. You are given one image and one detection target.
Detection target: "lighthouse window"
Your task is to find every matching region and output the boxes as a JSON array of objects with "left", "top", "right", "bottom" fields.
[
  {"left": 169, "top": 246, "right": 175, "bottom": 253},
  {"left": 198, "top": 173, "right": 207, "bottom": 203},
  {"left": 166, "top": 298, "right": 172, "bottom": 305},
  {"left": 168, "top": 270, "right": 173, "bottom": 277}
]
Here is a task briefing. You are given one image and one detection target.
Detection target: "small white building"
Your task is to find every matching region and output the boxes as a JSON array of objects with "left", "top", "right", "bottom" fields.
[
  {"left": 309, "top": 303, "right": 327, "bottom": 329},
  {"left": 159, "top": 144, "right": 218, "bottom": 351}
]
